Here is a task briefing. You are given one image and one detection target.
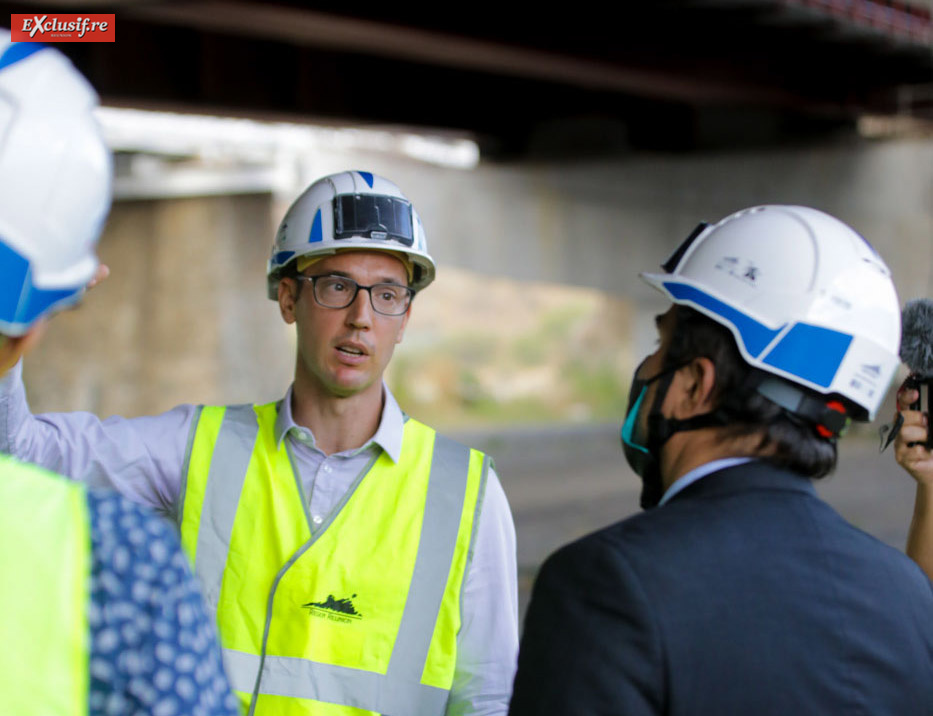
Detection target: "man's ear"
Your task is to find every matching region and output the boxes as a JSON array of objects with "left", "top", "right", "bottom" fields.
[
  {"left": 673, "top": 357, "right": 718, "bottom": 418},
  {"left": 277, "top": 278, "right": 299, "bottom": 325},
  {"left": 0, "top": 322, "right": 46, "bottom": 376}
]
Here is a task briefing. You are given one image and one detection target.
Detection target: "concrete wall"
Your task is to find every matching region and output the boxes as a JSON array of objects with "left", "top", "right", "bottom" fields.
[
  {"left": 24, "top": 136, "right": 933, "bottom": 424},
  {"left": 324, "top": 135, "right": 933, "bottom": 363},
  {"left": 358, "top": 138, "right": 933, "bottom": 298},
  {"left": 24, "top": 194, "right": 292, "bottom": 415}
]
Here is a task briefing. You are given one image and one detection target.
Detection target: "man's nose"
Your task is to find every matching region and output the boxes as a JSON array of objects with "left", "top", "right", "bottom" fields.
[{"left": 345, "top": 287, "right": 374, "bottom": 326}]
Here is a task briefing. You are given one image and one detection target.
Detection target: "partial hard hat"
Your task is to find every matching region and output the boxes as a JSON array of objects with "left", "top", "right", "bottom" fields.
[
  {"left": 642, "top": 205, "right": 901, "bottom": 421},
  {"left": 267, "top": 170, "right": 435, "bottom": 299},
  {"left": 0, "top": 31, "right": 112, "bottom": 336}
]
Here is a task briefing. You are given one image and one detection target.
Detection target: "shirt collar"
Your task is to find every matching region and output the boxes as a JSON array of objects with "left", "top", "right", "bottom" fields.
[
  {"left": 273, "top": 382, "right": 406, "bottom": 463},
  {"left": 658, "top": 456, "right": 756, "bottom": 506}
]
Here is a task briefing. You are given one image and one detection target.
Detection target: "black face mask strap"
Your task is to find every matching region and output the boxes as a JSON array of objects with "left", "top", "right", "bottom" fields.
[
  {"left": 631, "top": 359, "right": 726, "bottom": 512},
  {"left": 641, "top": 365, "right": 679, "bottom": 452},
  {"left": 642, "top": 364, "right": 718, "bottom": 455},
  {"left": 647, "top": 411, "right": 730, "bottom": 448},
  {"left": 643, "top": 358, "right": 732, "bottom": 453},
  {"left": 650, "top": 370, "right": 849, "bottom": 449}
]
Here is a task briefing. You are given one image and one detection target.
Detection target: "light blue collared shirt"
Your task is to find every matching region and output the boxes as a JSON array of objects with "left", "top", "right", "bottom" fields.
[{"left": 659, "top": 457, "right": 756, "bottom": 506}]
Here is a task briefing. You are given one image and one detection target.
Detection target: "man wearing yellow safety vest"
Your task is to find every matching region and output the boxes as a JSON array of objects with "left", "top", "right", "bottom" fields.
[
  {"left": 0, "top": 31, "right": 239, "bottom": 716},
  {"left": 0, "top": 169, "right": 520, "bottom": 715}
]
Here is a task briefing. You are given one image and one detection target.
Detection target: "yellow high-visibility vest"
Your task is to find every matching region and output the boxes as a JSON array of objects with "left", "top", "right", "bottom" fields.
[
  {"left": 179, "top": 402, "right": 489, "bottom": 716},
  {"left": 0, "top": 455, "right": 89, "bottom": 716}
]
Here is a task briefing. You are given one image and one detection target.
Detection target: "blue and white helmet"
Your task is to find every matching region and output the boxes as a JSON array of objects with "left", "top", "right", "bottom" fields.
[
  {"left": 643, "top": 205, "right": 901, "bottom": 421},
  {"left": 267, "top": 170, "right": 435, "bottom": 299},
  {"left": 0, "top": 30, "right": 112, "bottom": 336}
]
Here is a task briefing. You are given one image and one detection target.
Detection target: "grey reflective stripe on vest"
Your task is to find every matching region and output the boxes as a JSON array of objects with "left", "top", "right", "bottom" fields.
[
  {"left": 197, "top": 410, "right": 473, "bottom": 715},
  {"left": 225, "top": 649, "right": 449, "bottom": 715},
  {"left": 385, "top": 433, "right": 470, "bottom": 686},
  {"left": 195, "top": 404, "right": 259, "bottom": 621}
]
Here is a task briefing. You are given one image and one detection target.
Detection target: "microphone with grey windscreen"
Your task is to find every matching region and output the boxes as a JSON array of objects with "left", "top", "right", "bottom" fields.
[
  {"left": 881, "top": 298, "right": 933, "bottom": 451},
  {"left": 900, "top": 298, "right": 933, "bottom": 379}
]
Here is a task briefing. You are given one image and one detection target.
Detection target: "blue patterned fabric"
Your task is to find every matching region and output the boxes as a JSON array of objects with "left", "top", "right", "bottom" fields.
[{"left": 85, "top": 490, "right": 239, "bottom": 716}]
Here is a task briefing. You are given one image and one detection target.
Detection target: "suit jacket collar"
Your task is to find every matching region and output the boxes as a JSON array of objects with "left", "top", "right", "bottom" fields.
[{"left": 663, "top": 459, "right": 818, "bottom": 505}]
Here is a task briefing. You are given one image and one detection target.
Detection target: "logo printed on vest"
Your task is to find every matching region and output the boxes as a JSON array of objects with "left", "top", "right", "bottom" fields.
[{"left": 303, "top": 593, "right": 363, "bottom": 623}]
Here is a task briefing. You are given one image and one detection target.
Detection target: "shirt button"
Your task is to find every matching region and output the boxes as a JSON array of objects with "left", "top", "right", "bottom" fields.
[
  {"left": 312, "top": 515, "right": 323, "bottom": 525},
  {"left": 322, "top": 464, "right": 332, "bottom": 473}
]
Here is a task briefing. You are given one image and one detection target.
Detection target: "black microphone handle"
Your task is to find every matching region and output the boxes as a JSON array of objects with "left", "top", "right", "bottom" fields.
[
  {"left": 905, "top": 374, "right": 933, "bottom": 450},
  {"left": 927, "top": 380, "right": 933, "bottom": 450}
]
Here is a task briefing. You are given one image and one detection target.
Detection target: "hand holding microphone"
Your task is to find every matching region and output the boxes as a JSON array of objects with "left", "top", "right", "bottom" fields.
[
  {"left": 896, "top": 298, "right": 933, "bottom": 449},
  {"left": 881, "top": 298, "right": 933, "bottom": 450},
  {"left": 882, "top": 299, "right": 933, "bottom": 470},
  {"left": 893, "top": 384, "right": 933, "bottom": 486}
]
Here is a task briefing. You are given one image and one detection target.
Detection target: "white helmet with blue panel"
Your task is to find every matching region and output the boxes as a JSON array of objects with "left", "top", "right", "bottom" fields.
[
  {"left": 267, "top": 170, "right": 435, "bottom": 299},
  {"left": 0, "top": 30, "right": 112, "bottom": 336},
  {"left": 642, "top": 205, "right": 901, "bottom": 421}
]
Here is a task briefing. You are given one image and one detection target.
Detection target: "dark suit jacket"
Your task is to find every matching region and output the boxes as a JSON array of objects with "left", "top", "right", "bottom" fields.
[{"left": 509, "top": 461, "right": 933, "bottom": 716}]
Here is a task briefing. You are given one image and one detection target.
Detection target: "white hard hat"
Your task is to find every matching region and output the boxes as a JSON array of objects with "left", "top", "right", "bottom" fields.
[
  {"left": 642, "top": 205, "right": 901, "bottom": 421},
  {"left": 0, "top": 31, "right": 112, "bottom": 336},
  {"left": 267, "top": 170, "right": 435, "bottom": 299}
]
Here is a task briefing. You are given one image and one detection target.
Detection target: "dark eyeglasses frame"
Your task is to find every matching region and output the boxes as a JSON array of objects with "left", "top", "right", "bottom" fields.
[{"left": 294, "top": 274, "right": 415, "bottom": 316}]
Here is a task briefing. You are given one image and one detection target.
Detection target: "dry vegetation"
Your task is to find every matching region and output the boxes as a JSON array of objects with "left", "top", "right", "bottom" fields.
[{"left": 388, "top": 268, "right": 636, "bottom": 429}]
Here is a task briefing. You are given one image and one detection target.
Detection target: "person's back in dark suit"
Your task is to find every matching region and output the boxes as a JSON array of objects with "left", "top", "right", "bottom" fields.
[
  {"left": 511, "top": 461, "right": 933, "bottom": 715},
  {"left": 509, "top": 207, "right": 933, "bottom": 715}
]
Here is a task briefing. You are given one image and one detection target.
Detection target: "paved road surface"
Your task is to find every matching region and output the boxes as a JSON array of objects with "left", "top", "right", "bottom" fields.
[{"left": 456, "top": 423, "right": 919, "bottom": 622}]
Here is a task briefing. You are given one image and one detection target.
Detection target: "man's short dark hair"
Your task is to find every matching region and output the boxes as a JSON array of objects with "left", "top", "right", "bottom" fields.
[{"left": 663, "top": 305, "right": 837, "bottom": 478}]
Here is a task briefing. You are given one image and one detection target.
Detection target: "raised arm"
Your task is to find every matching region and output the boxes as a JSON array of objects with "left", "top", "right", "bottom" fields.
[
  {"left": 894, "top": 385, "right": 933, "bottom": 581},
  {"left": 0, "top": 356, "right": 195, "bottom": 515}
]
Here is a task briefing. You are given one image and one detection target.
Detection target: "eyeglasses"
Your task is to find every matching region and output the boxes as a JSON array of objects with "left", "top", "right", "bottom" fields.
[{"left": 295, "top": 274, "right": 414, "bottom": 316}]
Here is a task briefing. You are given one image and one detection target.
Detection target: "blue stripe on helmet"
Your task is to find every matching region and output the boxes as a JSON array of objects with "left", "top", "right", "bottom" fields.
[
  {"left": 762, "top": 323, "right": 852, "bottom": 388},
  {"left": 309, "top": 209, "right": 322, "bottom": 243},
  {"left": 0, "top": 239, "right": 79, "bottom": 329},
  {"left": 357, "top": 171, "right": 374, "bottom": 188},
  {"left": 0, "top": 42, "right": 45, "bottom": 71},
  {"left": 272, "top": 250, "right": 295, "bottom": 267},
  {"left": 0, "top": 241, "right": 30, "bottom": 320},
  {"left": 664, "top": 281, "right": 784, "bottom": 357}
]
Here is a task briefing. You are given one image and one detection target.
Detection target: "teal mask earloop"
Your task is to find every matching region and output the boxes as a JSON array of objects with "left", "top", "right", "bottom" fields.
[
  {"left": 621, "top": 385, "right": 650, "bottom": 454},
  {"left": 621, "top": 363, "right": 680, "bottom": 453},
  {"left": 620, "top": 363, "right": 681, "bottom": 509}
]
